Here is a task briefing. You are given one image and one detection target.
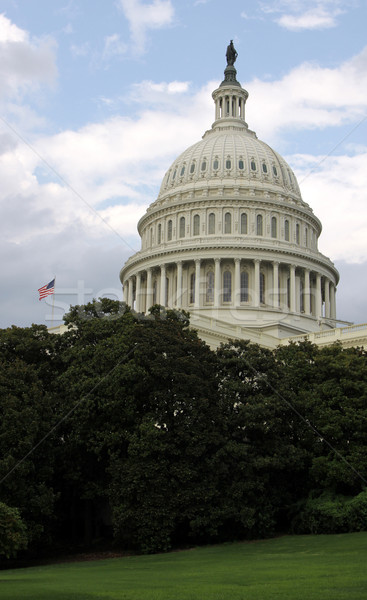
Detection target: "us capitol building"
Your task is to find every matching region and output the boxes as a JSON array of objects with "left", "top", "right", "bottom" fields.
[{"left": 119, "top": 43, "right": 366, "bottom": 350}]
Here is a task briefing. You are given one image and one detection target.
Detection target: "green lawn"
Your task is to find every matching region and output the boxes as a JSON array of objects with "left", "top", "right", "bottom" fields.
[{"left": 1, "top": 533, "right": 367, "bottom": 600}]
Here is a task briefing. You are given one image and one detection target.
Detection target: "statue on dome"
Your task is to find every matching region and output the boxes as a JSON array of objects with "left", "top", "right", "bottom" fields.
[{"left": 226, "top": 40, "right": 238, "bottom": 66}]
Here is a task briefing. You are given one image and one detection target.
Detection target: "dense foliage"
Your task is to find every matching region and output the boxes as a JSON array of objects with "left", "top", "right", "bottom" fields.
[{"left": 0, "top": 300, "right": 366, "bottom": 559}]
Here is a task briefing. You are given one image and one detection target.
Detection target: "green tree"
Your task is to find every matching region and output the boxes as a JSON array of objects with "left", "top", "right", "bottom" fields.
[
  {"left": 215, "top": 340, "right": 316, "bottom": 538},
  {"left": 0, "top": 355, "right": 58, "bottom": 550},
  {"left": 0, "top": 502, "right": 28, "bottom": 559},
  {"left": 106, "top": 306, "right": 221, "bottom": 552}
]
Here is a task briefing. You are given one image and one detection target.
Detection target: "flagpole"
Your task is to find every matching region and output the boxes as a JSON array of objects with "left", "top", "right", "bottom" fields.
[{"left": 51, "top": 276, "right": 56, "bottom": 328}]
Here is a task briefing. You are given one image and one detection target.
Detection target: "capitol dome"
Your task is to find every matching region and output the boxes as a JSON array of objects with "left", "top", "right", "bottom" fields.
[
  {"left": 120, "top": 45, "right": 339, "bottom": 348},
  {"left": 157, "top": 126, "right": 302, "bottom": 203}
]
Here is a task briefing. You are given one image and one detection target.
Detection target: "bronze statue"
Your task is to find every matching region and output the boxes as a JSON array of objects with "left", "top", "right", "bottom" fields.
[{"left": 226, "top": 40, "right": 238, "bottom": 66}]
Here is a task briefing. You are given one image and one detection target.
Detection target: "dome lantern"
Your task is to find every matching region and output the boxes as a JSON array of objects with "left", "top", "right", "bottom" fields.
[{"left": 211, "top": 42, "right": 249, "bottom": 131}]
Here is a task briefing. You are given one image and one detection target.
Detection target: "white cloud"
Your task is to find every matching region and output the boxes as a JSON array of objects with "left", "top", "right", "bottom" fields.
[
  {"left": 247, "top": 46, "right": 367, "bottom": 141},
  {"left": 102, "top": 33, "right": 128, "bottom": 60},
  {"left": 0, "top": 13, "right": 27, "bottom": 42},
  {"left": 118, "top": 0, "right": 174, "bottom": 53},
  {"left": 290, "top": 151, "right": 367, "bottom": 263},
  {"left": 260, "top": 0, "right": 347, "bottom": 30},
  {"left": 128, "top": 79, "right": 191, "bottom": 105},
  {"left": 0, "top": 14, "right": 56, "bottom": 100},
  {"left": 276, "top": 7, "right": 341, "bottom": 30},
  {"left": 0, "top": 78, "right": 210, "bottom": 252},
  {"left": 70, "top": 42, "right": 90, "bottom": 57}
]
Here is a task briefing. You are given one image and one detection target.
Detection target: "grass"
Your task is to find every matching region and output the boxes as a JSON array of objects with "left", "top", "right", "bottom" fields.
[{"left": 1, "top": 533, "right": 367, "bottom": 600}]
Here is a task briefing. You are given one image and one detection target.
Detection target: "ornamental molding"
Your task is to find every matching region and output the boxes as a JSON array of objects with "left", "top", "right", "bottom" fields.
[{"left": 120, "top": 242, "right": 338, "bottom": 283}]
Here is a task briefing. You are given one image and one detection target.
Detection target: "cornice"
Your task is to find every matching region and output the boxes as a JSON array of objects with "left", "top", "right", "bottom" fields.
[{"left": 120, "top": 240, "right": 339, "bottom": 282}]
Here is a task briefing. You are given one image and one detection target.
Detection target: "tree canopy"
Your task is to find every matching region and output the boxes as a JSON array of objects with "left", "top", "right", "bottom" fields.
[{"left": 0, "top": 301, "right": 366, "bottom": 558}]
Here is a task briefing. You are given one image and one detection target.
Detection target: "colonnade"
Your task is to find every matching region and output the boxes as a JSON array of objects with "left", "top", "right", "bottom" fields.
[{"left": 123, "top": 258, "right": 337, "bottom": 321}]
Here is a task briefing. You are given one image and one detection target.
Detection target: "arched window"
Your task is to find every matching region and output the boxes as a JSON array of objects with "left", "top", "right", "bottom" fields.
[
  {"left": 262, "top": 163, "right": 268, "bottom": 173},
  {"left": 208, "top": 212, "right": 215, "bottom": 234},
  {"left": 285, "top": 219, "right": 290, "bottom": 241},
  {"left": 271, "top": 216, "right": 277, "bottom": 238},
  {"left": 296, "top": 223, "right": 300, "bottom": 245},
  {"left": 251, "top": 160, "right": 256, "bottom": 171},
  {"left": 240, "top": 271, "right": 248, "bottom": 302},
  {"left": 167, "top": 219, "right": 172, "bottom": 241},
  {"left": 179, "top": 216, "right": 185, "bottom": 238},
  {"left": 238, "top": 159, "right": 244, "bottom": 170},
  {"left": 223, "top": 270, "right": 232, "bottom": 302},
  {"left": 193, "top": 214, "right": 200, "bottom": 236},
  {"left": 180, "top": 165, "right": 185, "bottom": 176},
  {"left": 157, "top": 223, "right": 161, "bottom": 244},
  {"left": 206, "top": 271, "right": 214, "bottom": 303},
  {"left": 224, "top": 212, "right": 232, "bottom": 234},
  {"left": 190, "top": 162, "right": 195, "bottom": 174},
  {"left": 256, "top": 214, "right": 263, "bottom": 236},
  {"left": 260, "top": 273, "right": 265, "bottom": 304},
  {"left": 225, "top": 159, "right": 231, "bottom": 169},
  {"left": 240, "top": 213, "right": 248, "bottom": 234},
  {"left": 190, "top": 273, "right": 195, "bottom": 304},
  {"left": 213, "top": 159, "right": 219, "bottom": 171}
]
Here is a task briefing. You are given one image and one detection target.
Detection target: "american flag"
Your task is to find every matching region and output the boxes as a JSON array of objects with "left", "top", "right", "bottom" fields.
[{"left": 38, "top": 278, "right": 55, "bottom": 301}]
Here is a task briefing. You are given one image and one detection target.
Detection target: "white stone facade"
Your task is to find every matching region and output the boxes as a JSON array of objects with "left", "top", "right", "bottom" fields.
[{"left": 120, "top": 61, "right": 339, "bottom": 348}]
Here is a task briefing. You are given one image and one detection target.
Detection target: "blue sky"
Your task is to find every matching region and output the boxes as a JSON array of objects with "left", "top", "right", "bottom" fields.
[{"left": 0, "top": 0, "right": 366, "bottom": 328}]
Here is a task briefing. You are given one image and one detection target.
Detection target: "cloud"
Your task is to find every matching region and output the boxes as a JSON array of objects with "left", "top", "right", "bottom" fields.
[
  {"left": 70, "top": 41, "right": 90, "bottom": 57},
  {"left": 0, "top": 13, "right": 27, "bottom": 42},
  {"left": 117, "top": 0, "right": 174, "bottom": 53},
  {"left": 102, "top": 33, "right": 128, "bottom": 60},
  {"left": 290, "top": 150, "right": 367, "bottom": 264},
  {"left": 0, "top": 13, "right": 57, "bottom": 101},
  {"left": 247, "top": 45, "right": 367, "bottom": 141},
  {"left": 276, "top": 7, "right": 341, "bottom": 30},
  {"left": 128, "top": 79, "right": 191, "bottom": 106},
  {"left": 0, "top": 78, "right": 211, "bottom": 255},
  {"left": 260, "top": 0, "right": 347, "bottom": 30}
]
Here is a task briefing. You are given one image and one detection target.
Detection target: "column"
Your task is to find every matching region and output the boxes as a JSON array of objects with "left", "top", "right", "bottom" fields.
[
  {"left": 325, "top": 278, "right": 330, "bottom": 318},
  {"left": 160, "top": 264, "right": 166, "bottom": 307},
  {"left": 122, "top": 280, "right": 128, "bottom": 304},
  {"left": 194, "top": 259, "right": 201, "bottom": 308},
  {"left": 304, "top": 269, "right": 311, "bottom": 315},
  {"left": 273, "top": 261, "right": 279, "bottom": 309},
  {"left": 234, "top": 258, "right": 241, "bottom": 307},
  {"left": 135, "top": 272, "right": 142, "bottom": 313},
  {"left": 290, "top": 265, "right": 296, "bottom": 312},
  {"left": 214, "top": 258, "right": 221, "bottom": 307},
  {"left": 146, "top": 268, "right": 152, "bottom": 312},
  {"left": 176, "top": 261, "right": 183, "bottom": 308},
  {"left": 254, "top": 259, "right": 260, "bottom": 307},
  {"left": 330, "top": 283, "right": 336, "bottom": 320},
  {"left": 316, "top": 273, "right": 322, "bottom": 318},
  {"left": 128, "top": 277, "right": 134, "bottom": 308}
]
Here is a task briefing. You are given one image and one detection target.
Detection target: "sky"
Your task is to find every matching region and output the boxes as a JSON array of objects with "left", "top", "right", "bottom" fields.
[{"left": 0, "top": 0, "right": 366, "bottom": 329}]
